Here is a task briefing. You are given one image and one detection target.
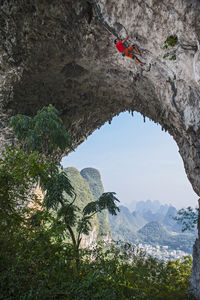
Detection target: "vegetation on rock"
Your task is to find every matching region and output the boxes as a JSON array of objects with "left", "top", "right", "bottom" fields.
[
  {"left": 80, "top": 167, "right": 111, "bottom": 237},
  {"left": 163, "top": 35, "right": 178, "bottom": 60},
  {"left": 65, "top": 167, "right": 99, "bottom": 237},
  {"left": 163, "top": 35, "right": 178, "bottom": 48}
]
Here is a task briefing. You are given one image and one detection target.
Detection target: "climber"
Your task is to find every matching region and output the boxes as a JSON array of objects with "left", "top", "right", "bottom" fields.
[{"left": 114, "top": 36, "right": 145, "bottom": 66}]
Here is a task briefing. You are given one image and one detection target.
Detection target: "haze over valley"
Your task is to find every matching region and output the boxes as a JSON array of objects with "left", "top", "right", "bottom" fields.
[
  {"left": 62, "top": 112, "right": 199, "bottom": 210},
  {"left": 64, "top": 167, "right": 197, "bottom": 260}
]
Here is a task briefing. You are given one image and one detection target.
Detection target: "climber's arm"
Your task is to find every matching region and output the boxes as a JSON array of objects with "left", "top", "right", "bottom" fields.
[{"left": 122, "top": 36, "right": 129, "bottom": 44}]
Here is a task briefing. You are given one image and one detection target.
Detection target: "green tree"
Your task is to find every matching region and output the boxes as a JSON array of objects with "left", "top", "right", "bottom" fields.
[
  {"left": 0, "top": 146, "right": 48, "bottom": 224},
  {"left": 0, "top": 104, "right": 195, "bottom": 300},
  {"left": 9, "top": 104, "right": 72, "bottom": 160},
  {"left": 9, "top": 104, "right": 120, "bottom": 271},
  {"left": 0, "top": 147, "right": 59, "bottom": 299},
  {"left": 174, "top": 206, "right": 199, "bottom": 232},
  {"left": 44, "top": 170, "right": 119, "bottom": 270}
]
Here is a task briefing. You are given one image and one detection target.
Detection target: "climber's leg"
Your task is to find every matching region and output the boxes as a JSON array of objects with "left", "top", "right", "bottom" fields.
[
  {"left": 133, "top": 55, "right": 145, "bottom": 66},
  {"left": 125, "top": 47, "right": 134, "bottom": 58},
  {"left": 132, "top": 44, "right": 142, "bottom": 55},
  {"left": 125, "top": 49, "right": 145, "bottom": 66}
]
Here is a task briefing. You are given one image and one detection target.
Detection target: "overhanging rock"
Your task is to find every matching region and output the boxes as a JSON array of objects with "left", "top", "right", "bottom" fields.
[
  {"left": 0, "top": 1, "right": 200, "bottom": 296},
  {"left": 1, "top": 0, "right": 200, "bottom": 195}
]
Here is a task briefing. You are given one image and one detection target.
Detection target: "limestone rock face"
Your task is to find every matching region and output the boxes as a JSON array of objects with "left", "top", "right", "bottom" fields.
[
  {"left": 0, "top": 0, "right": 200, "bottom": 196},
  {"left": 0, "top": 0, "right": 200, "bottom": 296},
  {"left": 191, "top": 239, "right": 200, "bottom": 298},
  {"left": 80, "top": 167, "right": 111, "bottom": 238}
]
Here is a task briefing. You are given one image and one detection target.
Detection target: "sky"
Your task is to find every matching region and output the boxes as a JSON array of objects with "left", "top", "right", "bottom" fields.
[{"left": 61, "top": 112, "right": 199, "bottom": 211}]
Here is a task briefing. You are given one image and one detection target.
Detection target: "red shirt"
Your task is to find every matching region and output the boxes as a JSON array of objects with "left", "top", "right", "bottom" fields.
[{"left": 116, "top": 41, "right": 126, "bottom": 53}]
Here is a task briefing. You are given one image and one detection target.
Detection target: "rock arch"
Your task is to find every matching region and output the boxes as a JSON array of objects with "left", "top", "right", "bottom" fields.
[
  {"left": 1, "top": 0, "right": 200, "bottom": 195},
  {"left": 0, "top": 0, "right": 200, "bottom": 296}
]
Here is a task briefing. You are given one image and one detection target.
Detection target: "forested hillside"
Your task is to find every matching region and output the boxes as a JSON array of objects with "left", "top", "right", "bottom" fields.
[
  {"left": 80, "top": 168, "right": 111, "bottom": 238},
  {"left": 64, "top": 167, "right": 99, "bottom": 246}
]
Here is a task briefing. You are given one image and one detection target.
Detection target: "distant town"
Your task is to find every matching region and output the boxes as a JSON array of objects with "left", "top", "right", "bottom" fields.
[{"left": 136, "top": 243, "right": 190, "bottom": 261}]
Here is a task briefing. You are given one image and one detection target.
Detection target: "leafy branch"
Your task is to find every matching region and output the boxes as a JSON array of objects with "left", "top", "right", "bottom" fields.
[{"left": 174, "top": 206, "right": 199, "bottom": 232}]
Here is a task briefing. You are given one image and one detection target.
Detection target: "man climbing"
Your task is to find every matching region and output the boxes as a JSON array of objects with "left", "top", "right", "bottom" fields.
[{"left": 114, "top": 36, "right": 145, "bottom": 66}]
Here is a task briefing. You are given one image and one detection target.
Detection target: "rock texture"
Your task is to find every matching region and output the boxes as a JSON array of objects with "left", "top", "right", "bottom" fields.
[
  {"left": 0, "top": 0, "right": 200, "bottom": 297},
  {"left": 0, "top": 0, "right": 200, "bottom": 194},
  {"left": 191, "top": 239, "right": 200, "bottom": 298},
  {"left": 191, "top": 198, "right": 200, "bottom": 299}
]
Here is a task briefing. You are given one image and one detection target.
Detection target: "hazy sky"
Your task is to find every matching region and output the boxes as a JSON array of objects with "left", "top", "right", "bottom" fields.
[{"left": 61, "top": 112, "right": 199, "bottom": 210}]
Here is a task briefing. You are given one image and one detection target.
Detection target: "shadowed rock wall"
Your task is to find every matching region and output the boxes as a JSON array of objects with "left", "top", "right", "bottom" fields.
[{"left": 0, "top": 0, "right": 200, "bottom": 297}]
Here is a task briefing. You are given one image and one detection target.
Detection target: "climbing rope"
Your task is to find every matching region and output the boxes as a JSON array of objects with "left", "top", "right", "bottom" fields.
[
  {"left": 87, "top": 0, "right": 151, "bottom": 68},
  {"left": 87, "top": 0, "right": 151, "bottom": 56},
  {"left": 87, "top": 0, "right": 120, "bottom": 38}
]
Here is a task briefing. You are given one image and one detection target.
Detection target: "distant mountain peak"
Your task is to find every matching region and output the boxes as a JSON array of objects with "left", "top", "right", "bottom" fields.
[
  {"left": 135, "top": 199, "right": 162, "bottom": 213},
  {"left": 142, "top": 221, "right": 164, "bottom": 229},
  {"left": 81, "top": 168, "right": 101, "bottom": 182},
  {"left": 80, "top": 167, "right": 110, "bottom": 237},
  {"left": 138, "top": 221, "right": 170, "bottom": 241},
  {"left": 119, "top": 205, "right": 131, "bottom": 213}
]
